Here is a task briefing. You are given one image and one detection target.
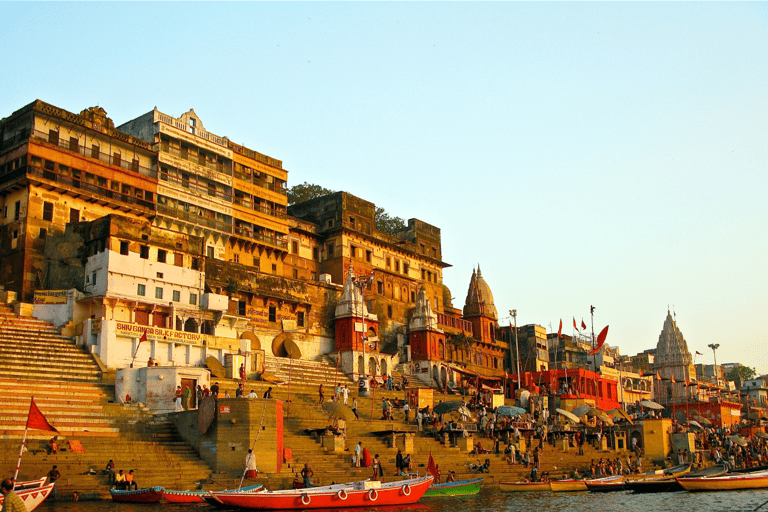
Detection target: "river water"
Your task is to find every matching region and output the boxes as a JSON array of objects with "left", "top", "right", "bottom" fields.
[{"left": 36, "top": 487, "right": 768, "bottom": 512}]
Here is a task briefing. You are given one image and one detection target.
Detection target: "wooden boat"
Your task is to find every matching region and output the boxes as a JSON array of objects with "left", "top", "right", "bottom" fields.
[
  {"left": 499, "top": 480, "right": 550, "bottom": 492},
  {"left": 585, "top": 475, "right": 626, "bottom": 493},
  {"left": 626, "top": 464, "right": 727, "bottom": 493},
  {"left": 164, "top": 489, "right": 210, "bottom": 503},
  {"left": 201, "top": 483, "right": 264, "bottom": 507},
  {"left": 0, "top": 482, "right": 56, "bottom": 512},
  {"left": 110, "top": 486, "right": 165, "bottom": 503},
  {"left": 423, "top": 477, "right": 484, "bottom": 497},
  {"left": 548, "top": 479, "right": 588, "bottom": 492},
  {"left": 677, "top": 470, "right": 768, "bottom": 492},
  {"left": 13, "top": 477, "right": 47, "bottom": 490},
  {"left": 208, "top": 476, "right": 432, "bottom": 509}
]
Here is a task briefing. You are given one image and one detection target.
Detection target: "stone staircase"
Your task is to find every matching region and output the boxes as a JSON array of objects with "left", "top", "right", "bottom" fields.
[{"left": 0, "top": 303, "right": 213, "bottom": 499}]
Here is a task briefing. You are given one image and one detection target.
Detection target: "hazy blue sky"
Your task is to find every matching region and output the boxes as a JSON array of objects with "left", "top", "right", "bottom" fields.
[{"left": 2, "top": 2, "right": 766, "bottom": 374}]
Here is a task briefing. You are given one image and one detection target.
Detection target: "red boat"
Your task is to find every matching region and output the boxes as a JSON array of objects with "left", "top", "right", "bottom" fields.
[
  {"left": 163, "top": 489, "right": 209, "bottom": 503},
  {"left": 208, "top": 476, "right": 433, "bottom": 510},
  {"left": 0, "top": 483, "right": 55, "bottom": 512},
  {"left": 110, "top": 486, "right": 165, "bottom": 502}
]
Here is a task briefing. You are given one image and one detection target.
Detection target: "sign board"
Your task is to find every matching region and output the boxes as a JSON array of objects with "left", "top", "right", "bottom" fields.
[
  {"left": 116, "top": 322, "right": 206, "bottom": 346},
  {"left": 91, "top": 320, "right": 102, "bottom": 333},
  {"left": 219, "top": 405, "right": 231, "bottom": 414},
  {"left": 34, "top": 290, "right": 67, "bottom": 304}
]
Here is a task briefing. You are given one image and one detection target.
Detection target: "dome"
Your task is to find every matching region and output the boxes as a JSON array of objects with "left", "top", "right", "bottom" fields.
[{"left": 463, "top": 266, "right": 498, "bottom": 320}]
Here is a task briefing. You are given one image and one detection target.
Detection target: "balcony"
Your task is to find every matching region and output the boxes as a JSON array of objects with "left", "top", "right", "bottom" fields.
[
  {"left": 232, "top": 195, "right": 287, "bottom": 219},
  {"left": 157, "top": 204, "right": 232, "bottom": 233},
  {"left": 157, "top": 143, "right": 231, "bottom": 176},
  {"left": 232, "top": 169, "right": 287, "bottom": 196},
  {"left": 233, "top": 224, "right": 288, "bottom": 249},
  {"left": 32, "top": 130, "right": 157, "bottom": 179},
  {"left": 437, "top": 312, "right": 473, "bottom": 334},
  {"left": 26, "top": 164, "right": 155, "bottom": 210}
]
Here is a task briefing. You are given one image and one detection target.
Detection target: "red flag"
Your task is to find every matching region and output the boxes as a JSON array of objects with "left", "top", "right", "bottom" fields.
[
  {"left": 695, "top": 351, "right": 702, "bottom": 355},
  {"left": 557, "top": 319, "right": 562, "bottom": 338},
  {"left": 656, "top": 372, "right": 662, "bottom": 381},
  {"left": 26, "top": 398, "right": 58, "bottom": 433},
  {"left": 589, "top": 325, "right": 609, "bottom": 355},
  {"left": 573, "top": 318, "right": 578, "bottom": 331},
  {"left": 139, "top": 330, "right": 148, "bottom": 343},
  {"left": 581, "top": 319, "right": 587, "bottom": 331},
  {"left": 427, "top": 453, "right": 439, "bottom": 480},
  {"left": 670, "top": 375, "right": 676, "bottom": 384}
]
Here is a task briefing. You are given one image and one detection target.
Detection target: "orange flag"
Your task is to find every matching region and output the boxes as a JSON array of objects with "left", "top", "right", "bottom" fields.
[
  {"left": 26, "top": 398, "right": 58, "bottom": 433},
  {"left": 557, "top": 319, "right": 562, "bottom": 338},
  {"left": 589, "top": 326, "right": 609, "bottom": 355}
]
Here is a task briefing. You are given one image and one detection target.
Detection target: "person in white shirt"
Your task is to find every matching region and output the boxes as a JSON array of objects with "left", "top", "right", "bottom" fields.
[
  {"left": 341, "top": 385, "right": 349, "bottom": 405},
  {"left": 247, "top": 389, "right": 258, "bottom": 398}
]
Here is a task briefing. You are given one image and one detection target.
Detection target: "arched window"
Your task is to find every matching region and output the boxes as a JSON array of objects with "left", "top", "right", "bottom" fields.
[
  {"left": 358, "top": 355, "right": 364, "bottom": 375},
  {"left": 380, "top": 359, "right": 388, "bottom": 376},
  {"left": 368, "top": 357, "right": 377, "bottom": 376}
]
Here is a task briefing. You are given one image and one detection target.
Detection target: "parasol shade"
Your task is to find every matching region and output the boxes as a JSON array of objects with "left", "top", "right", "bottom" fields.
[
  {"left": 586, "top": 407, "right": 605, "bottom": 417},
  {"left": 572, "top": 405, "right": 592, "bottom": 417},
  {"left": 556, "top": 408, "right": 580, "bottom": 424},
  {"left": 497, "top": 405, "right": 527, "bottom": 417},
  {"left": 321, "top": 402, "right": 356, "bottom": 422},
  {"left": 433, "top": 400, "right": 467, "bottom": 415},
  {"left": 686, "top": 420, "right": 703, "bottom": 430},
  {"left": 606, "top": 408, "right": 633, "bottom": 424},
  {"left": 639, "top": 400, "right": 664, "bottom": 410}
]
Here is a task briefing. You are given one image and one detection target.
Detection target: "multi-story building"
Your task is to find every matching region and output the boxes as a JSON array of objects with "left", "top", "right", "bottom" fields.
[
  {"left": 0, "top": 101, "right": 157, "bottom": 302},
  {"left": 498, "top": 323, "right": 548, "bottom": 374}
]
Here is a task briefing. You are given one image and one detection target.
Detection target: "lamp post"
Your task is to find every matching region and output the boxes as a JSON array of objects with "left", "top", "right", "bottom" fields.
[
  {"left": 708, "top": 343, "right": 720, "bottom": 388},
  {"left": 510, "top": 310, "right": 521, "bottom": 388}
]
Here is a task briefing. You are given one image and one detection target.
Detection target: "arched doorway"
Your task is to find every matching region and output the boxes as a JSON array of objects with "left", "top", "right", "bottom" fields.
[
  {"left": 368, "top": 357, "right": 377, "bottom": 376},
  {"left": 380, "top": 359, "right": 388, "bottom": 377},
  {"left": 358, "top": 355, "right": 364, "bottom": 375}
]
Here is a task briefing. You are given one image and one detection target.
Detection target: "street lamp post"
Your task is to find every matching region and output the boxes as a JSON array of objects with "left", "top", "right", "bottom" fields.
[
  {"left": 708, "top": 343, "right": 720, "bottom": 387},
  {"left": 510, "top": 310, "right": 521, "bottom": 388}
]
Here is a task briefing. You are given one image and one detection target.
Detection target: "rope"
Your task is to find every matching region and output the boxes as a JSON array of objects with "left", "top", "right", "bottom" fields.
[{"left": 238, "top": 398, "right": 269, "bottom": 490}]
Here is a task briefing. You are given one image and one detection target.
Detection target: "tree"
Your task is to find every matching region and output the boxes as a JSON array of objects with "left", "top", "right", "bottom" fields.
[
  {"left": 726, "top": 365, "right": 756, "bottom": 382},
  {"left": 375, "top": 207, "right": 406, "bottom": 236},
  {"left": 287, "top": 182, "right": 334, "bottom": 205}
]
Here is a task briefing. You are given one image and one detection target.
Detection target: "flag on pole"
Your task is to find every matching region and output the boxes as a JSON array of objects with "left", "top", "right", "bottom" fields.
[
  {"left": 695, "top": 351, "right": 702, "bottom": 355},
  {"left": 139, "top": 330, "right": 148, "bottom": 343},
  {"left": 573, "top": 318, "right": 578, "bottom": 331},
  {"left": 557, "top": 319, "right": 562, "bottom": 338},
  {"left": 589, "top": 325, "right": 609, "bottom": 355},
  {"left": 26, "top": 398, "right": 58, "bottom": 433},
  {"left": 427, "top": 452, "right": 439, "bottom": 480},
  {"left": 656, "top": 372, "right": 662, "bottom": 381},
  {"left": 581, "top": 319, "right": 587, "bottom": 331},
  {"left": 670, "top": 375, "right": 676, "bottom": 384}
]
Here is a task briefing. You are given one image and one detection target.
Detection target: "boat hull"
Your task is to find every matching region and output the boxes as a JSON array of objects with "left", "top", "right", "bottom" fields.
[
  {"left": 209, "top": 476, "right": 432, "bottom": 510},
  {"left": 625, "top": 478, "right": 680, "bottom": 493},
  {"left": 499, "top": 481, "right": 550, "bottom": 492},
  {"left": 110, "top": 486, "right": 165, "bottom": 503},
  {"left": 13, "top": 477, "right": 48, "bottom": 491},
  {"left": 164, "top": 490, "right": 208, "bottom": 503},
  {"left": 677, "top": 472, "right": 768, "bottom": 492},
  {"left": 423, "top": 478, "right": 484, "bottom": 497},
  {"left": 0, "top": 483, "right": 55, "bottom": 512},
  {"left": 549, "top": 479, "right": 588, "bottom": 492},
  {"left": 585, "top": 475, "right": 625, "bottom": 493}
]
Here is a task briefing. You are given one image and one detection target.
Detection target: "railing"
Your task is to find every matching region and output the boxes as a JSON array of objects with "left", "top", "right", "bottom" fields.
[
  {"left": 27, "top": 165, "right": 155, "bottom": 210},
  {"left": 232, "top": 170, "right": 287, "bottom": 196},
  {"left": 156, "top": 112, "right": 228, "bottom": 147},
  {"left": 157, "top": 143, "right": 232, "bottom": 176},
  {"left": 232, "top": 196, "right": 287, "bottom": 219},
  {"left": 157, "top": 204, "right": 232, "bottom": 233},
  {"left": 229, "top": 141, "right": 282, "bottom": 169},
  {"left": 0, "top": 129, "right": 31, "bottom": 153},
  {"left": 159, "top": 171, "right": 233, "bottom": 203},
  {"left": 437, "top": 312, "right": 473, "bottom": 333},
  {"left": 32, "top": 130, "right": 157, "bottom": 179},
  {"left": 233, "top": 225, "right": 288, "bottom": 248}
]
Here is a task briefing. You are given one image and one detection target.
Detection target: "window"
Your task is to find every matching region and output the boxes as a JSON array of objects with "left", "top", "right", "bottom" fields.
[
  {"left": 69, "top": 137, "right": 78, "bottom": 151},
  {"left": 39, "top": 228, "right": 47, "bottom": 239},
  {"left": 385, "top": 256, "right": 391, "bottom": 268},
  {"left": 313, "top": 248, "right": 319, "bottom": 261},
  {"left": 69, "top": 208, "right": 80, "bottom": 224},
  {"left": 403, "top": 263, "right": 409, "bottom": 274},
  {"left": 233, "top": 254, "right": 239, "bottom": 263},
  {"left": 112, "top": 153, "right": 121, "bottom": 167},
  {"left": 366, "top": 250, "right": 372, "bottom": 263},
  {"left": 42, "top": 202, "right": 54, "bottom": 222},
  {"left": 377, "top": 281, "right": 383, "bottom": 294},
  {"left": 350, "top": 245, "right": 356, "bottom": 258},
  {"left": 189, "top": 293, "right": 197, "bottom": 305},
  {"left": 155, "top": 287, "right": 164, "bottom": 299},
  {"left": 411, "top": 291, "right": 416, "bottom": 302},
  {"left": 387, "top": 305, "right": 393, "bottom": 318},
  {"left": 173, "top": 290, "right": 181, "bottom": 302},
  {"left": 292, "top": 241, "right": 298, "bottom": 254},
  {"left": 297, "top": 311, "right": 305, "bottom": 327},
  {"left": 206, "top": 246, "right": 214, "bottom": 258},
  {"left": 253, "top": 257, "right": 260, "bottom": 268},
  {"left": 157, "top": 249, "right": 167, "bottom": 263},
  {"left": 191, "top": 258, "right": 200, "bottom": 270},
  {"left": 137, "top": 284, "right": 146, "bottom": 296},
  {"left": 238, "top": 301, "right": 246, "bottom": 316},
  {"left": 174, "top": 253, "right": 183, "bottom": 267},
  {"left": 91, "top": 144, "right": 99, "bottom": 159},
  {"left": 326, "top": 243, "right": 334, "bottom": 257},
  {"left": 91, "top": 272, "right": 97, "bottom": 286},
  {"left": 268, "top": 306, "right": 276, "bottom": 323},
  {"left": 14, "top": 201, "right": 20, "bottom": 221},
  {"left": 156, "top": 272, "right": 163, "bottom": 279},
  {"left": 293, "top": 269, "right": 298, "bottom": 279},
  {"left": 395, "top": 260, "right": 400, "bottom": 272},
  {"left": 271, "top": 264, "right": 277, "bottom": 272},
  {"left": 48, "top": 129, "right": 59, "bottom": 145},
  {"left": 140, "top": 245, "right": 149, "bottom": 259}
]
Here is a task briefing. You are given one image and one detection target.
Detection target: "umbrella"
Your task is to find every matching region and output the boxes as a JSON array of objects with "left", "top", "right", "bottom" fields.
[
  {"left": 497, "top": 405, "right": 527, "bottom": 418},
  {"left": 556, "top": 408, "right": 580, "bottom": 424},
  {"left": 572, "top": 405, "right": 592, "bottom": 417},
  {"left": 321, "top": 402, "right": 356, "bottom": 422},
  {"left": 586, "top": 407, "right": 605, "bottom": 418},
  {"left": 729, "top": 435, "right": 748, "bottom": 447},
  {"left": 606, "top": 408, "right": 633, "bottom": 424},
  {"left": 433, "top": 400, "right": 466, "bottom": 416},
  {"left": 639, "top": 400, "right": 664, "bottom": 410},
  {"left": 686, "top": 420, "right": 703, "bottom": 430},
  {"left": 449, "top": 406, "right": 474, "bottom": 420},
  {"left": 755, "top": 432, "right": 768, "bottom": 439},
  {"left": 595, "top": 413, "right": 614, "bottom": 426}
]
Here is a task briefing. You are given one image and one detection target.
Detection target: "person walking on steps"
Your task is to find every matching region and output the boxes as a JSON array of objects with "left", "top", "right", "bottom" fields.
[{"left": 301, "top": 463, "right": 314, "bottom": 488}]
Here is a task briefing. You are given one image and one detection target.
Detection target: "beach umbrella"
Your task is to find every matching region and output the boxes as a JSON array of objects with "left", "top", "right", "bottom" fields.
[
  {"left": 321, "top": 402, "right": 356, "bottom": 422},
  {"left": 572, "top": 405, "right": 592, "bottom": 417},
  {"left": 606, "top": 408, "right": 633, "bottom": 424},
  {"left": 556, "top": 408, "right": 580, "bottom": 424},
  {"left": 686, "top": 420, "right": 703, "bottom": 430},
  {"left": 433, "top": 400, "right": 466, "bottom": 416},
  {"left": 586, "top": 407, "right": 605, "bottom": 418},
  {"left": 595, "top": 413, "right": 614, "bottom": 426},
  {"left": 497, "top": 405, "right": 527, "bottom": 418},
  {"left": 639, "top": 400, "right": 664, "bottom": 410}
]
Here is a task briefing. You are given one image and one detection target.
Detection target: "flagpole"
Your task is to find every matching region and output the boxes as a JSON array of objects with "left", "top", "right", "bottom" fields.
[{"left": 12, "top": 427, "right": 28, "bottom": 484}]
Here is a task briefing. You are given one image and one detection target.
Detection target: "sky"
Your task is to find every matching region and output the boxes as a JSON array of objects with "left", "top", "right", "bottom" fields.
[{"left": 1, "top": 2, "right": 766, "bottom": 374}]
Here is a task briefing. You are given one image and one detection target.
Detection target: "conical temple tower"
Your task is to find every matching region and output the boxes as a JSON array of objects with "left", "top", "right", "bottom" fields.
[{"left": 654, "top": 310, "right": 696, "bottom": 406}]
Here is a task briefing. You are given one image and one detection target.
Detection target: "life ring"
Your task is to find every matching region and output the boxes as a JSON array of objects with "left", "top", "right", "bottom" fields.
[
  {"left": 301, "top": 493, "right": 311, "bottom": 505},
  {"left": 337, "top": 489, "right": 348, "bottom": 500},
  {"left": 368, "top": 488, "right": 378, "bottom": 501},
  {"left": 401, "top": 484, "right": 411, "bottom": 496}
]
